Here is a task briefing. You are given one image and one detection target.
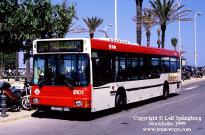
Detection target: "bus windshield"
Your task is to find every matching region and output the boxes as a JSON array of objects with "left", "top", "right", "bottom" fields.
[{"left": 33, "top": 54, "right": 90, "bottom": 87}]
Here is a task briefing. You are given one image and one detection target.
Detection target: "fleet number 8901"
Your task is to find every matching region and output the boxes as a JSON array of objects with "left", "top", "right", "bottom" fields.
[{"left": 73, "top": 90, "right": 84, "bottom": 95}]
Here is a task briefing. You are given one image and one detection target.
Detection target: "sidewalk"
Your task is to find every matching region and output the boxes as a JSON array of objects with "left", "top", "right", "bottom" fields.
[
  {"left": 0, "top": 110, "right": 35, "bottom": 124},
  {"left": 0, "top": 76, "right": 205, "bottom": 124},
  {"left": 182, "top": 76, "right": 205, "bottom": 85}
]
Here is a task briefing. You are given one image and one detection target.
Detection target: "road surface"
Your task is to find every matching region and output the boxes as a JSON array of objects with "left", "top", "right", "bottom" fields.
[{"left": 0, "top": 80, "right": 205, "bottom": 135}]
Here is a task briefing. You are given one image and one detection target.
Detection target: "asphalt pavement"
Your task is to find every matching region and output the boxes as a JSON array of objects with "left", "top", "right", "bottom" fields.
[{"left": 0, "top": 77, "right": 205, "bottom": 135}]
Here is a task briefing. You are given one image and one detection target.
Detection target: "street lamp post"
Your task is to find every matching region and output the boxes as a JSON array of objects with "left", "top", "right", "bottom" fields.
[
  {"left": 176, "top": 0, "right": 182, "bottom": 79},
  {"left": 98, "top": 24, "right": 112, "bottom": 38},
  {"left": 194, "top": 12, "right": 201, "bottom": 67},
  {"left": 176, "top": 0, "right": 181, "bottom": 53},
  {"left": 104, "top": 24, "right": 112, "bottom": 38}
]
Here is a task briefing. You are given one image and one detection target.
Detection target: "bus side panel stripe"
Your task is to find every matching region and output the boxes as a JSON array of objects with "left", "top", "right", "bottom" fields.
[
  {"left": 126, "top": 81, "right": 181, "bottom": 92},
  {"left": 93, "top": 86, "right": 111, "bottom": 90},
  {"left": 126, "top": 84, "right": 163, "bottom": 91}
]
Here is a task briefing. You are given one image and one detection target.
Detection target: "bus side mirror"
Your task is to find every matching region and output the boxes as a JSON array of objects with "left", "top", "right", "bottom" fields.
[{"left": 37, "top": 76, "right": 44, "bottom": 88}]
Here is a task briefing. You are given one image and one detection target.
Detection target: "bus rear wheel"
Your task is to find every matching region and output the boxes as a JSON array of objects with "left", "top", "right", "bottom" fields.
[
  {"left": 115, "top": 93, "right": 127, "bottom": 110},
  {"left": 163, "top": 84, "right": 169, "bottom": 99}
]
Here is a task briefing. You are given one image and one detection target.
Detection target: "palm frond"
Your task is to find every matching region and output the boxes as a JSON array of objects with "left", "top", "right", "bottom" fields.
[
  {"left": 82, "top": 16, "right": 103, "bottom": 38},
  {"left": 149, "top": 0, "right": 192, "bottom": 48},
  {"left": 150, "top": 0, "right": 191, "bottom": 24}
]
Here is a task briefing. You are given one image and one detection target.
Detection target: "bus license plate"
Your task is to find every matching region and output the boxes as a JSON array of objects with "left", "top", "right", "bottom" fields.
[
  {"left": 63, "top": 107, "right": 70, "bottom": 111},
  {"left": 51, "top": 107, "right": 70, "bottom": 111},
  {"left": 51, "top": 107, "right": 63, "bottom": 111}
]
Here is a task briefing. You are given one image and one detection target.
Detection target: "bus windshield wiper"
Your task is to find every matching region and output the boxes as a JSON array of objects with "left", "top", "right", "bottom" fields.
[{"left": 64, "top": 80, "right": 74, "bottom": 89}]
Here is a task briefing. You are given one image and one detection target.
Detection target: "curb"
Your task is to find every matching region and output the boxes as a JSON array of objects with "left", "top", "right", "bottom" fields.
[{"left": 182, "top": 76, "right": 205, "bottom": 86}]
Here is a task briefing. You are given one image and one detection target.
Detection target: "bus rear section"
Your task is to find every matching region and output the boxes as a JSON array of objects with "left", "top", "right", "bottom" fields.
[{"left": 30, "top": 39, "right": 92, "bottom": 111}]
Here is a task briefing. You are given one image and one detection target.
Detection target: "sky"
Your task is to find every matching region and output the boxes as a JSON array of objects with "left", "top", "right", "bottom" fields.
[{"left": 36, "top": 0, "right": 204, "bottom": 66}]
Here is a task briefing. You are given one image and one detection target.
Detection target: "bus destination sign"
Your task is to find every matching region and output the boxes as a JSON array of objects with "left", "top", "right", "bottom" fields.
[{"left": 37, "top": 40, "right": 83, "bottom": 53}]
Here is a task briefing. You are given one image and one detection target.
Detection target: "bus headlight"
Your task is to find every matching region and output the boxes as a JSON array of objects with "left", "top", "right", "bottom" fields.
[{"left": 75, "top": 101, "right": 83, "bottom": 107}]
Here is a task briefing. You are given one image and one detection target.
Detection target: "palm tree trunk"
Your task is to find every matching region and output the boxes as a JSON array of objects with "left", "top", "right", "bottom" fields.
[
  {"left": 157, "top": 40, "right": 161, "bottom": 48},
  {"left": 90, "top": 32, "right": 94, "bottom": 38},
  {"left": 146, "top": 29, "right": 151, "bottom": 47},
  {"left": 161, "top": 24, "right": 166, "bottom": 49},
  {"left": 136, "top": 0, "right": 143, "bottom": 45},
  {"left": 15, "top": 51, "right": 19, "bottom": 81},
  {"left": 157, "top": 27, "right": 161, "bottom": 48}
]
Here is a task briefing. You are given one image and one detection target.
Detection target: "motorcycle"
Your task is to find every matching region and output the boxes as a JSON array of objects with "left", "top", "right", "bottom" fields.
[
  {"left": 182, "top": 66, "right": 191, "bottom": 80},
  {"left": 0, "top": 81, "right": 21, "bottom": 112}
]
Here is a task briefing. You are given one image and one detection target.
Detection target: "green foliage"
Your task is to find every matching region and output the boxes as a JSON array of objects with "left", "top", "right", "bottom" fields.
[
  {"left": 53, "top": 1, "right": 76, "bottom": 38},
  {"left": 149, "top": 0, "right": 191, "bottom": 48},
  {"left": 4, "top": 52, "right": 16, "bottom": 69},
  {"left": 83, "top": 16, "right": 103, "bottom": 38},
  {"left": 0, "top": 0, "right": 76, "bottom": 50},
  {"left": 0, "top": 0, "right": 20, "bottom": 78},
  {"left": 0, "top": 0, "right": 76, "bottom": 79},
  {"left": 171, "top": 37, "right": 178, "bottom": 50},
  {"left": 0, "top": 52, "right": 16, "bottom": 69},
  {"left": 20, "top": 0, "right": 76, "bottom": 39},
  {"left": 0, "top": 0, "right": 21, "bottom": 51}
]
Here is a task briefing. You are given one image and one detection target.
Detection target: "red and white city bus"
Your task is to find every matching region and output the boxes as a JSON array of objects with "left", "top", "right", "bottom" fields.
[{"left": 31, "top": 38, "right": 181, "bottom": 112}]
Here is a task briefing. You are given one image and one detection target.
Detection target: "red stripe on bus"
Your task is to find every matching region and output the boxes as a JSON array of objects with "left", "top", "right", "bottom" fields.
[{"left": 91, "top": 39, "right": 179, "bottom": 57}]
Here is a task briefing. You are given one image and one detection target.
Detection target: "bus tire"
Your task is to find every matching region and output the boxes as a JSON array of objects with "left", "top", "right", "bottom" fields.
[
  {"left": 163, "top": 83, "right": 169, "bottom": 99},
  {"left": 115, "top": 89, "right": 127, "bottom": 110}
]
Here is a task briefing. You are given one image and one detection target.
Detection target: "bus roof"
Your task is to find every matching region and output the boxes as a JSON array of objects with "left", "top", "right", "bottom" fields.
[
  {"left": 33, "top": 38, "right": 179, "bottom": 57},
  {"left": 91, "top": 38, "right": 180, "bottom": 57}
]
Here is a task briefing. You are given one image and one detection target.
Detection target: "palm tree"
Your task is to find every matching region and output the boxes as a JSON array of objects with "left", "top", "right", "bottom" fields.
[
  {"left": 149, "top": 0, "right": 191, "bottom": 48},
  {"left": 133, "top": 10, "right": 155, "bottom": 47},
  {"left": 83, "top": 17, "right": 103, "bottom": 38},
  {"left": 141, "top": 10, "right": 155, "bottom": 47},
  {"left": 135, "top": 0, "right": 143, "bottom": 45},
  {"left": 171, "top": 37, "right": 178, "bottom": 50}
]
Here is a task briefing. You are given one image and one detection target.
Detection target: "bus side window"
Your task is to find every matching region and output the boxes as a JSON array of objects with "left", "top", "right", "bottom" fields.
[
  {"left": 151, "top": 58, "right": 160, "bottom": 78},
  {"left": 92, "top": 51, "right": 113, "bottom": 87},
  {"left": 92, "top": 57, "right": 103, "bottom": 87},
  {"left": 111, "top": 56, "right": 118, "bottom": 82},
  {"left": 170, "top": 57, "right": 177, "bottom": 73},
  {"left": 142, "top": 57, "right": 151, "bottom": 79},
  {"left": 161, "top": 57, "right": 170, "bottom": 73},
  {"left": 118, "top": 56, "right": 127, "bottom": 81}
]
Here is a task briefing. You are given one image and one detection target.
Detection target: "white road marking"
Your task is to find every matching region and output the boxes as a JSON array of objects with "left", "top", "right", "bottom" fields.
[{"left": 184, "top": 86, "right": 199, "bottom": 91}]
